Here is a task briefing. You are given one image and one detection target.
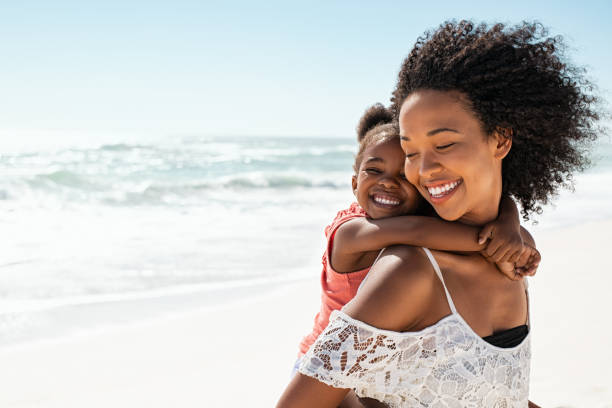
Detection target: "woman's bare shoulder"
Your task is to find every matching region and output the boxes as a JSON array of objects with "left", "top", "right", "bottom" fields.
[
  {"left": 429, "top": 249, "right": 499, "bottom": 281},
  {"left": 428, "top": 249, "right": 528, "bottom": 334},
  {"left": 342, "top": 245, "right": 440, "bottom": 332}
]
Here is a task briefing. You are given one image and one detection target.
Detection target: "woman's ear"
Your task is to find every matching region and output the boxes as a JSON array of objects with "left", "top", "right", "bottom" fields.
[{"left": 492, "top": 127, "right": 513, "bottom": 159}]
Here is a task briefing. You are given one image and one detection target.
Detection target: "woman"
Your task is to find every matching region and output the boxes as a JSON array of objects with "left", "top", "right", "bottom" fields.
[{"left": 277, "top": 21, "right": 600, "bottom": 407}]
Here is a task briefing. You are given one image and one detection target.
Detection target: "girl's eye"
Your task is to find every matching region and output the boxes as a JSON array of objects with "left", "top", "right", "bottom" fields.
[
  {"left": 436, "top": 143, "right": 455, "bottom": 150},
  {"left": 365, "top": 168, "right": 382, "bottom": 174}
]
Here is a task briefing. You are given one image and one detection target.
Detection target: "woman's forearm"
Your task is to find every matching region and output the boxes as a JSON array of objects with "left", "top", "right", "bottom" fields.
[{"left": 276, "top": 373, "right": 349, "bottom": 408}]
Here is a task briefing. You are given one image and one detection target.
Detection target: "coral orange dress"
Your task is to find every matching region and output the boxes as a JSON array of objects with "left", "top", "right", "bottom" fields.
[{"left": 298, "top": 202, "right": 369, "bottom": 357}]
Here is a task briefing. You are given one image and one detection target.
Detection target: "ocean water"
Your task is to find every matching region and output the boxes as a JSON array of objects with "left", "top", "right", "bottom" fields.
[{"left": 0, "top": 133, "right": 611, "bottom": 346}]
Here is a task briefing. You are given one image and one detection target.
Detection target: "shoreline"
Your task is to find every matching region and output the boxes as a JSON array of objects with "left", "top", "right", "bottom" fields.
[{"left": 0, "top": 274, "right": 314, "bottom": 350}]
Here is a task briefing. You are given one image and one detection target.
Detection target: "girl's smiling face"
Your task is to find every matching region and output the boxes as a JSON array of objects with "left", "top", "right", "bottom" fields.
[
  {"left": 352, "top": 138, "right": 422, "bottom": 219},
  {"left": 399, "top": 89, "right": 511, "bottom": 225}
]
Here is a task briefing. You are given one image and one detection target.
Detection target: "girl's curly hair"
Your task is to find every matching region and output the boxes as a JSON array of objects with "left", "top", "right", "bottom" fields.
[
  {"left": 391, "top": 20, "right": 603, "bottom": 219},
  {"left": 353, "top": 103, "right": 399, "bottom": 173}
]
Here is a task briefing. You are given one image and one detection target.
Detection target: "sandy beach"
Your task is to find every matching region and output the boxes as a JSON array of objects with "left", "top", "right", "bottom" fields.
[{"left": 1, "top": 219, "right": 611, "bottom": 408}]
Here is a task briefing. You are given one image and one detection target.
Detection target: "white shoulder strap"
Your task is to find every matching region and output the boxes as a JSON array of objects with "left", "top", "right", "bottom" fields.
[
  {"left": 422, "top": 247, "right": 458, "bottom": 314},
  {"left": 524, "top": 278, "right": 530, "bottom": 326}
]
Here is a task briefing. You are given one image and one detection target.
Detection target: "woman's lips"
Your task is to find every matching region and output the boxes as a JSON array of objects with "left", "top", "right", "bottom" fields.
[{"left": 423, "top": 179, "right": 462, "bottom": 203}]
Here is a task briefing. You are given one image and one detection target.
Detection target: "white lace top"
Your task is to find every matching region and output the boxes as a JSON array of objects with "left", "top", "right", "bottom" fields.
[{"left": 298, "top": 248, "right": 531, "bottom": 407}]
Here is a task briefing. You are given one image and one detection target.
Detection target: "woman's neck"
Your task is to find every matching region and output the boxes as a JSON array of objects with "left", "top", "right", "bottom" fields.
[{"left": 458, "top": 194, "right": 501, "bottom": 226}]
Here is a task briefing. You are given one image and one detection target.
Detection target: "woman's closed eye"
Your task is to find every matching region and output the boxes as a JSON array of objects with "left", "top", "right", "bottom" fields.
[
  {"left": 436, "top": 142, "right": 455, "bottom": 150},
  {"left": 405, "top": 143, "right": 455, "bottom": 159}
]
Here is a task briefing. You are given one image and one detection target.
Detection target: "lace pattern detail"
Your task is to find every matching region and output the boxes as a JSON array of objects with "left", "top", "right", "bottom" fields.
[{"left": 299, "top": 311, "right": 530, "bottom": 408}]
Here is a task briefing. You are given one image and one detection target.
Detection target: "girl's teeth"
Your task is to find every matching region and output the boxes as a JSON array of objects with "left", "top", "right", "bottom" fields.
[{"left": 374, "top": 196, "right": 400, "bottom": 206}]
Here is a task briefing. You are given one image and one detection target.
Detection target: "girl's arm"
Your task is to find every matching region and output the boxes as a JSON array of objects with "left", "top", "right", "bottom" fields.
[
  {"left": 334, "top": 195, "right": 522, "bottom": 258},
  {"left": 333, "top": 196, "right": 538, "bottom": 278},
  {"left": 333, "top": 215, "right": 484, "bottom": 259}
]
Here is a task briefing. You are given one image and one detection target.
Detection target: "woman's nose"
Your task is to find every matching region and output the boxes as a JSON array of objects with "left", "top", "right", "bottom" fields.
[{"left": 418, "top": 152, "right": 443, "bottom": 178}]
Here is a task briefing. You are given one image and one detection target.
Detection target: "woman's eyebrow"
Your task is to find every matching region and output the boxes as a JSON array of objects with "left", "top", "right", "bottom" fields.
[
  {"left": 427, "top": 127, "right": 459, "bottom": 136},
  {"left": 400, "top": 128, "right": 459, "bottom": 141}
]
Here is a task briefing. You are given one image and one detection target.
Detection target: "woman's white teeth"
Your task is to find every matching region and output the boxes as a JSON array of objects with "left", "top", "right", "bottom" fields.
[
  {"left": 427, "top": 181, "right": 460, "bottom": 197},
  {"left": 373, "top": 196, "right": 400, "bottom": 206}
]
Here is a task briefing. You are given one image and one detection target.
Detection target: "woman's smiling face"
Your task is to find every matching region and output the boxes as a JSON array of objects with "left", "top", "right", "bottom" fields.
[
  {"left": 352, "top": 138, "right": 422, "bottom": 219},
  {"left": 399, "top": 89, "right": 511, "bottom": 225}
]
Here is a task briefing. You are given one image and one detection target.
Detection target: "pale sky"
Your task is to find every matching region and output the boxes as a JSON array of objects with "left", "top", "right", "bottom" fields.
[{"left": 0, "top": 0, "right": 610, "bottom": 139}]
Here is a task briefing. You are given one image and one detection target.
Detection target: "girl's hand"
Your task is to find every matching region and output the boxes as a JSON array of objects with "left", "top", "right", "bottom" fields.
[
  {"left": 514, "top": 245, "right": 541, "bottom": 277},
  {"left": 490, "top": 245, "right": 541, "bottom": 281},
  {"left": 493, "top": 260, "right": 521, "bottom": 281},
  {"left": 478, "top": 218, "right": 523, "bottom": 264}
]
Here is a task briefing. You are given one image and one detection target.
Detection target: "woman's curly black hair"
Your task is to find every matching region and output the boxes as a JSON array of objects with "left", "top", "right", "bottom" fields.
[
  {"left": 391, "top": 20, "right": 604, "bottom": 219},
  {"left": 353, "top": 103, "right": 398, "bottom": 173}
]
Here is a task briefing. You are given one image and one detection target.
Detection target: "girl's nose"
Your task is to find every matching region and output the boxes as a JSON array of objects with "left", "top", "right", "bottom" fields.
[{"left": 378, "top": 174, "right": 400, "bottom": 189}]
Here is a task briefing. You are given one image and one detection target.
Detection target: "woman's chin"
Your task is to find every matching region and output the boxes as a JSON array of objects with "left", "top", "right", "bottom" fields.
[{"left": 431, "top": 205, "right": 463, "bottom": 222}]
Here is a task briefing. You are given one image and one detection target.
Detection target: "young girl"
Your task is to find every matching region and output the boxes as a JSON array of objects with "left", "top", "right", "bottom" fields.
[{"left": 296, "top": 103, "right": 539, "bottom": 362}]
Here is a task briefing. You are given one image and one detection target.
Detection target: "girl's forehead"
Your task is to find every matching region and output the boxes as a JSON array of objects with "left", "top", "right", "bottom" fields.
[
  {"left": 364, "top": 138, "right": 401, "bottom": 151},
  {"left": 361, "top": 139, "right": 403, "bottom": 160}
]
